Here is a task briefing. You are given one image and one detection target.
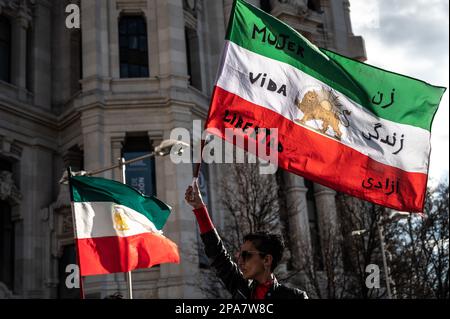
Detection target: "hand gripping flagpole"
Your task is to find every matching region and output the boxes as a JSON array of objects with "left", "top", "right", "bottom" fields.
[
  {"left": 192, "top": 139, "right": 206, "bottom": 187},
  {"left": 119, "top": 157, "right": 134, "bottom": 299}
]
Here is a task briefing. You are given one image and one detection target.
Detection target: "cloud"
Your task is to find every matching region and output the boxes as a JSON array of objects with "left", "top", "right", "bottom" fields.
[{"left": 350, "top": 0, "right": 449, "bottom": 181}]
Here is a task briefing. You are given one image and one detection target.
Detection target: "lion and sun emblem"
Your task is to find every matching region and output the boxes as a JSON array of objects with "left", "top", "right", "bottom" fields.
[
  {"left": 294, "top": 87, "right": 351, "bottom": 141},
  {"left": 112, "top": 205, "right": 130, "bottom": 231}
]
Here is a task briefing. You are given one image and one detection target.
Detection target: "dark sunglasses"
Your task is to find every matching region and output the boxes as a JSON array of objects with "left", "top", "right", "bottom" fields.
[{"left": 235, "top": 250, "right": 266, "bottom": 262}]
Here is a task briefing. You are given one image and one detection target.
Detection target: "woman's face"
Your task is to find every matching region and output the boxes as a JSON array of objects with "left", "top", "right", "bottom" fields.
[{"left": 236, "top": 241, "right": 266, "bottom": 280}]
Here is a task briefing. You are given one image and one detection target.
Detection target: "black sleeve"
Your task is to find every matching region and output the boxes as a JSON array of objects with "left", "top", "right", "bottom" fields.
[
  {"left": 272, "top": 285, "right": 309, "bottom": 299},
  {"left": 200, "top": 229, "right": 249, "bottom": 298},
  {"left": 294, "top": 289, "right": 309, "bottom": 299}
]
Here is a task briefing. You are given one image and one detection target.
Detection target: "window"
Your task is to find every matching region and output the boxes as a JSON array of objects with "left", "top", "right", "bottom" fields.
[
  {"left": 0, "top": 201, "right": 14, "bottom": 292},
  {"left": 305, "top": 179, "right": 324, "bottom": 270},
  {"left": 184, "top": 27, "right": 202, "bottom": 91},
  {"left": 122, "top": 135, "right": 156, "bottom": 196},
  {"left": 119, "top": 16, "right": 149, "bottom": 78},
  {"left": 64, "top": 145, "right": 84, "bottom": 172},
  {"left": 70, "top": 30, "right": 82, "bottom": 95},
  {"left": 0, "top": 15, "right": 11, "bottom": 83},
  {"left": 0, "top": 158, "right": 12, "bottom": 172},
  {"left": 26, "top": 26, "right": 33, "bottom": 91},
  {"left": 307, "top": 0, "right": 322, "bottom": 13}
]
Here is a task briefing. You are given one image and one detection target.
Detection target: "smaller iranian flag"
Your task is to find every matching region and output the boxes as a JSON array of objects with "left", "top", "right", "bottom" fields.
[{"left": 69, "top": 175, "right": 180, "bottom": 276}]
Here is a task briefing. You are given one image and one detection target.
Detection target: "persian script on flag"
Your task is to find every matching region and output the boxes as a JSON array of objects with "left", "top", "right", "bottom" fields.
[
  {"left": 205, "top": 0, "right": 446, "bottom": 212},
  {"left": 69, "top": 175, "right": 180, "bottom": 276}
]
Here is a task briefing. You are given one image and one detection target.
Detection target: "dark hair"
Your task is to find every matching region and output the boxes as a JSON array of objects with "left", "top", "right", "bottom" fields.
[{"left": 243, "top": 232, "right": 285, "bottom": 271}]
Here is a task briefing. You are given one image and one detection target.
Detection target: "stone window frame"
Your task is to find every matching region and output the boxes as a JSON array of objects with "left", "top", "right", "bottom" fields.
[
  {"left": 118, "top": 14, "right": 150, "bottom": 79},
  {"left": 304, "top": 178, "right": 324, "bottom": 270},
  {"left": 114, "top": 0, "right": 154, "bottom": 80},
  {"left": 8, "top": 0, "right": 35, "bottom": 95},
  {"left": 0, "top": 1, "right": 33, "bottom": 102},
  {"left": 69, "top": 28, "right": 82, "bottom": 96},
  {"left": 183, "top": 0, "right": 205, "bottom": 93},
  {"left": 0, "top": 14, "right": 11, "bottom": 83},
  {"left": 121, "top": 132, "right": 157, "bottom": 197}
]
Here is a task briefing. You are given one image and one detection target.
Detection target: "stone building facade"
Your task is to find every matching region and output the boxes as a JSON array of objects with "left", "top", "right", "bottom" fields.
[{"left": 0, "top": 0, "right": 365, "bottom": 298}]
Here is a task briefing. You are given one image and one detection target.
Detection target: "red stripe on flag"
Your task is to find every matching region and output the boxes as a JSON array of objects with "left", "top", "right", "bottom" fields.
[
  {"left": 76, "top": 232, "right": 180, "bottom": 276},
  {"left": 206, "top": 86, "right": 427, "bottom": 212}
]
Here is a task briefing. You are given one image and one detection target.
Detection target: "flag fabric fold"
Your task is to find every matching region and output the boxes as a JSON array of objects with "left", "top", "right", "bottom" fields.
[
  {"left": 205, "top": 0, "right": 446, "bottom": 212},
  {"left": 69, "top": 175, "right": 180, "bottom": 276}
]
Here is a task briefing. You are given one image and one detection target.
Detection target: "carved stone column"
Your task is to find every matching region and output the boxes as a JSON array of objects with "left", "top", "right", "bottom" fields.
[
  {"left": 110, "top": 134, "right": 126, "bottom": 182},
  {"left": 313, "top": 183, "right": 341, "bottom": 266},
  {"left": 282, "top": 171, "right": 312, "bottom": 268},
  {"left": 10, "top": 7, "right": 31, "bottom": 100},
  {"left": 41, "top": 176, "right": 72, "bottom": 299},
  {"left": 223, "top": 0, "right": 233, "bottom": 28}
]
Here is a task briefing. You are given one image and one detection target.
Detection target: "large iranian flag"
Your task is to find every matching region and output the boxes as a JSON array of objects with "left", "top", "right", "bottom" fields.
[
  {"left": 205, "top": 0, "right": 446, "bottom": 212},
  {"left": 69, "top": 175, "right": 180, "bottom": 276}
]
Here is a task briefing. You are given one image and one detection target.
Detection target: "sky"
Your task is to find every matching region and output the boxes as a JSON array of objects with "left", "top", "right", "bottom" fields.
[{"left": 349, "top": 0, "right": 449, "bottom": 185}]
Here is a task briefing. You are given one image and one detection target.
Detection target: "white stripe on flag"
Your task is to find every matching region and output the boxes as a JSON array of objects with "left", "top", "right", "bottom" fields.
[
  {"left": 216, "top": 41, "right": 431, "bottom": 173},
  {"left": 73, "top": 202, "right": 160, "bottom": 239}
]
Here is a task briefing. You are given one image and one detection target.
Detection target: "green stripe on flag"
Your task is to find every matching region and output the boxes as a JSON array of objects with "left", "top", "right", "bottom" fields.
[
  {"left": 226, "top": 0, "right": 446, "bottom": 131},
  {"left": 70, "top": 176, "right": 171, "bottom": 230},
  {"left": 322, "top": 49, "right": 446, "bottom": 131}
]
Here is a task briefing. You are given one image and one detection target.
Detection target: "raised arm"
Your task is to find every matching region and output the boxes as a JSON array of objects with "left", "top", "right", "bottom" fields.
[{"left": 185, "top": 182, "right": 249, "bottom": 298}]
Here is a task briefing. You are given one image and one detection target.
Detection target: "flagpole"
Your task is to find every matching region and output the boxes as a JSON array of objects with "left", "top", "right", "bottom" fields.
[
  {"left": 59, "top": 140, "right": 189, "bottom": 183},
  {"left": 192, "top": 139, "right": 206, "bottom": 183},
  {"left": 67, "top": 167, "right": 85, "bottom": 299},
  {"left": 119, "top": 157, "right": 133, "bottom": 300}
]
